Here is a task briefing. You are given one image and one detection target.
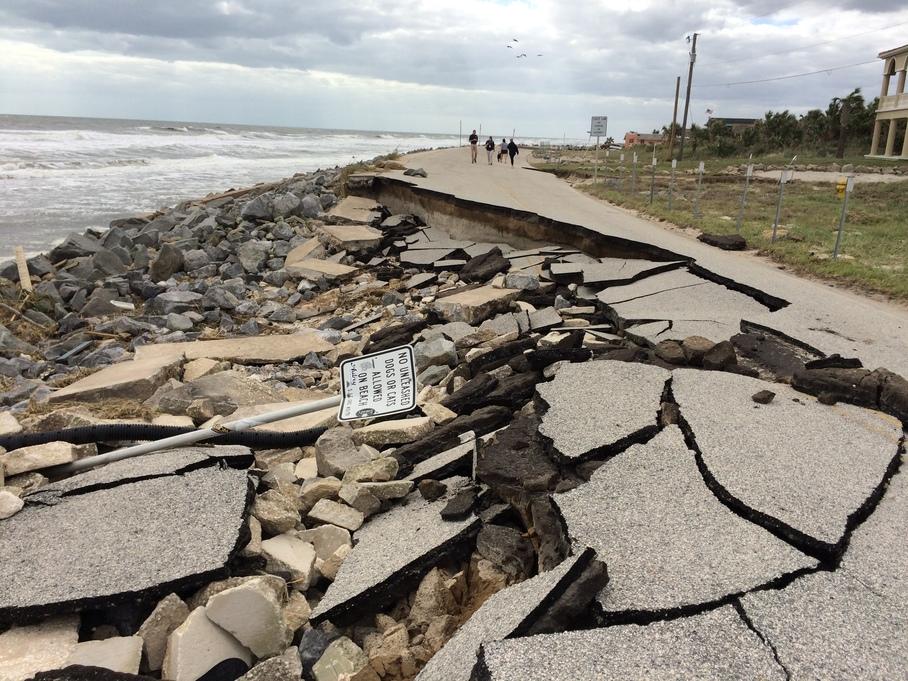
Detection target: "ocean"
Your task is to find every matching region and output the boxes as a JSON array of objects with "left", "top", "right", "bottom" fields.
[{"left": 0, "top": 114, "right": 465, "bottom": 260}]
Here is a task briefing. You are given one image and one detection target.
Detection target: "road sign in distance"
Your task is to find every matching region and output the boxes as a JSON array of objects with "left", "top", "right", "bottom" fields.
[{"left": 590, "top": 116, "right": 608, "bottom": 136}]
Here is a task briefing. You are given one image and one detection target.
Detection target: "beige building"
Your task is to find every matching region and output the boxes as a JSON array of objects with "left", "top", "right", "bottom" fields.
[{"left": 869, "top": 43, "right": 908, "bottom": 158}]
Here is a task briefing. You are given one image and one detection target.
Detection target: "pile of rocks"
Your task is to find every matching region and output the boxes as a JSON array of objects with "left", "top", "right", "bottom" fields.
[{"left": 1, "top": 159, "right": 906, "bottom": 681}]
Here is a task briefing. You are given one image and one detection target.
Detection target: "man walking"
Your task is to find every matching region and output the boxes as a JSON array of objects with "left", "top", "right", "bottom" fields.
[
  {"left": 507, "top": 138, "right": 519, "bottom": 166},
  {"left": 469, "top": 129, "right": 479, "bottom": 164},
  {"left": 484, "top": 136, "right": 496, "bottom": 165}
]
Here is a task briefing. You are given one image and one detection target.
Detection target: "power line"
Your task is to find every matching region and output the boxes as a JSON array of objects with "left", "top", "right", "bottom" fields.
[
  {"left": 701, "top": 20, "right": 908, "bottom": 66},
  {"left": 696, "top": 59, "right": 879, "bottom": 88}
]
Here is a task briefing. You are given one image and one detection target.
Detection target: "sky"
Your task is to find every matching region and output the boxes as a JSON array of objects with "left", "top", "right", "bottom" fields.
[{"left": 1, "top": 0, "right": 907, "bottom": 138}]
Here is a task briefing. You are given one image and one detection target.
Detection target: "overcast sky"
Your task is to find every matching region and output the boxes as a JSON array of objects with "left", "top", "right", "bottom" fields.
[{"left": 1, "top": 0, "right": 906, "bottom": 138}]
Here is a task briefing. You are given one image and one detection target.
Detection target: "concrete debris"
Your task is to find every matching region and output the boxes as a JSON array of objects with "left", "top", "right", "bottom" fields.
[
  {"left": 137, "top": 593, "right": 190, "bottom": 671},
  {"left": 351, "top": 417, "right": 434, "bottom": 448},
  {"left": 162, "top": 606, "right": 252, "bottom": 681},
  {"left": 66, "top": 636, "right": 143, "bottom": 674},
  {"left": 205, "top": 577, "right": 292, "bottom": 658},
  {"left": 260, "top": 534, "right": 317, "bottom": 591},
  {"left": 0, "top": 615, "right": 80, "bottom": 681}
]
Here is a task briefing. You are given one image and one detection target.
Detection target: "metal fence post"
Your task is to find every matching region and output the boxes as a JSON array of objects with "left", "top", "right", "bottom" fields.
[
  {"left": 649, "top": 159, "right": 657, "bottom": 205},
  {"left": 668, "top": 159, "right": 677, "bottom": 210},
  {"left": 692, "top": 161, "right": 704, "bottom": 220},
  {"left": 771, "top": 168, "right": 792, "bottom": 243},
  {"left": 832, "top": 176, "right": 855, "bottom": 259},
  {"left": 735, "top": 163, "right": 753, "bottom": 233},
  {"left": 631, "top": 152, "right": 638, "bottom": 194}
]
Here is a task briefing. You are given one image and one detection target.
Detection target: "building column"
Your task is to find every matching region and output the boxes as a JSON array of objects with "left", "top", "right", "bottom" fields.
[
  {"left": 902, "top": 119, "right": 908, "bottom": 158},
  {"left": 885, "top": 119, "right": 898, "bottom": 156},
  {"left": 898, "top": 70, "right": 907, "bottom": 95},
  {"left": 870, "top": 119, "right": 882, "bottom": 155},
  {"left": 881, "top": 73, "right": 891, "bottom": 99}
]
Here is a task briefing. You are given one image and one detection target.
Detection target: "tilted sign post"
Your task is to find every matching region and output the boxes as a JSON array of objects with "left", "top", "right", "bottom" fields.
[
  {"left": 590, "top": 116, "right": 608, "bottom": 183},
  {"left": 338, "top": 345, "right": 417, "bottom": 422},
  {"left": 49, "top": 345, "right": 419, "bottom": 476}
]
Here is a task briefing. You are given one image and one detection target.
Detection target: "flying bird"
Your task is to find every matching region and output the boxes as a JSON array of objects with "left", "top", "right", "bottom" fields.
[
  {"left": 512, "top": 38, "right": 519, "bottom": 42},
  {"left": 516, "top": 53, "right": 527, "bottom": 58},
  {"left": 507, "top": 44, "right": 512, "bottom": 48},
  {"left": 537, "top": 53, "right": 543, "bottom": 57}
]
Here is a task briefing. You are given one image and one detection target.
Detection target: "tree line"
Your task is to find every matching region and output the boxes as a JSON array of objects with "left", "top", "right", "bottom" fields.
[{"left": 651, "top": 89, "right": 881, "bottom": 158}]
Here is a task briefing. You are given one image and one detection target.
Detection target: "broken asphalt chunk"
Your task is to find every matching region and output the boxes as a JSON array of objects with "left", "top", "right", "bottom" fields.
[
  {"left": 536, "top": 360, "right": 669, "bottom": 461},
  {"left": 309, "top": 478, "right": 480, "bottom": 626},
  {"left": 673, "top": 369, "right": 903, "bottom": 561},
  {"left": 475, "top": 605, "right": 786, "bottom": 680},
  {"left": 555, "top": 426, "right": 816, "bottom": 615},
  {"left": 0, "top": 467, "right": 252, "bottom": 624}
]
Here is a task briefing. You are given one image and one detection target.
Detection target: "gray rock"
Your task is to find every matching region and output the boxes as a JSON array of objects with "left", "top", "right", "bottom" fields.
[
  {"left": 315, "top": 427, "right": 370, "bottom": 478},
  {"left": 272, "top": 193, "right": 301, "bottom": 218},
  {"left": 150, "top": 244, "right": 185, "bottom": 281},
  {"left": 300, "top": 194, "right": 321, "bottom": 218},
  {"left": 49, "top": 233, "right": 102, "bottom": 262},
  {"left": 475, "top": 524, "right": 535, "bottom": 579},
  {"left": 241, "top": 194, "right": 274, "bottom": 221},
  {"left": 91, "top": 248, "right": 128, "bottom": 277},
  {"left": 203, "top": 286, "right": 241, "bottom": 310},
  {"left": 149, "top": 290, "right": 203, "bottom": 315},
  {"left": 238, "top": 240, "right": 272, "bottom": 273},
  {"left": 504, "top": 272, "right": 541, "bottom": 291},
  {"left": 413, "top": 336, "right": 457, "bottom": 372},
  {"left": 0, "top": 323, "right": 38, "bottom": 358},
  {"left": 165, "top": 313, "right": 194, "bottom": 332},
  {"left": 183, "top": 249, "right": 211, "bottom": 271}
]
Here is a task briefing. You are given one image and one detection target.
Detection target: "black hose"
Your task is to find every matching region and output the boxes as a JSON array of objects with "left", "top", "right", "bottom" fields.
[{"left": 0, "top": 423, "right": 329, "bottom": 451}]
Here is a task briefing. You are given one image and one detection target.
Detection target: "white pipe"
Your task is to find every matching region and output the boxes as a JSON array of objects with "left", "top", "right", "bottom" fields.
[{"left": 49, "top": 395, "right": 343, "bottom": 477}]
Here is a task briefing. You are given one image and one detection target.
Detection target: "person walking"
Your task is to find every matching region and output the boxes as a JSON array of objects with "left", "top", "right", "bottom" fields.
[
  {"left": 484, "top": 136, "right": 495, "bottom": 165},
  {"left": 469, "top": 129, "right": 479, "bottom": 164},
  {"left": 499, "top": 138, "right": 507, "bottom": 163},
  {"left": 507, "top": 138, "right": 519, "bottom": 166}
]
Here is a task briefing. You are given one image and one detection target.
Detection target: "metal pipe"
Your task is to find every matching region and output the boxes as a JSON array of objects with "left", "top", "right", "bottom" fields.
[{"left": 48, "top": 395, "right": 343, "bottom": 476}]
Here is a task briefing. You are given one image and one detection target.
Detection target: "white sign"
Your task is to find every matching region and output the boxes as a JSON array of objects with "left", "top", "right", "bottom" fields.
[
  {"left": 846, "top": 176, "right": 855, "bottom": 192},
  {"left": 338, "top": 345, "right": 416, "bottom": 422},
  {"left": 698, "top": 161, "right": 705, "bottom": 173},
  {"left": 746, "top": 164, "right": 754, "bottom": 178},
  {"left": 590, "top": 116, "right": 608, "bottom": 136},
  {"left": 780, "top": 169, "right": 794, "bottom": 184},
  {"left": 672, "top": 159, "right": 677, "bottom": 168}
]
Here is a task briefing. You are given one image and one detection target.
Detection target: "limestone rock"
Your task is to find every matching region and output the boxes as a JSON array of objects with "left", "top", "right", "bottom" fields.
[
  {"left": 341, "top": 457, "right": 399, "bottom": 484},
  {"left": 320, "top": 543, "right": 351, "bottom": 581},
  {"left": 0, "top": 411, "right": 22, "bottom": 436},
  {"left": 0, "top": 490, "right": 24, "bottom": 520},
  {"left": 137, "top": 592, "right": 190, "bottom": 671},
  {"left": 252, "top": 489, "right": 301, "bottom": 536},
  {"left": 413, "top": 337, "right": 457, "bottom": 372},
  {"left": 308, "top": 499, "right": 364, "bottom": 532},
  {"left": 296, "top": 525, "right": 351, "bottom": 561},
  {"left": 433, "top": 286, "right": 520, "bottom": 324},
  {"left": 312, "top": 636, "right": 379, "bottom": 681},
  {"left": 315, "top": 427, "right": 369, "bottom": 478},
  {"left": 238, "top": 649, "right": 303, "bottom": 681},
  {"left": 338, "top": 483, "right": 381, "bottom": 516},
  {"left": 359, "top": 480, "right": 414, "bottom": 501},
  {"left": 300, "top": 477, "right": 342, "bottom": 511},
  {"left": 0, "top": 615, "right": 79, "bottom": 681},
  {"left": 182, "top": 358, "right": 226, "bottom": 382},
  {"left": 282, "top": 591, "right": 312, "bottom": 633},
  {"left": 1, "top": 441, "right": 97, "bottom": 476},
  {"left": 206, "top": 577, "right": 293, "bottom": 658},
  {"left": 66, "top": 636, "right": 143, "bottom": 674},
  {"left": 351, "top": 418, "right": 434, "bottom": 448},
  {"left": 409, "top": 568, "right": 457, "bottom": 626},
  {"left": 294, "top": 457, "right": 318, "bottom": 481},
  {"left": 162, "top": 607, "right": 252, "bottom": 681},
  {"left": 261, "top": 534, "right": 317, "bottom": 591}
]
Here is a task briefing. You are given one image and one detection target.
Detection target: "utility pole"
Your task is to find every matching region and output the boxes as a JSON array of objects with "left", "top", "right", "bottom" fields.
[
  {"left": 677, "top": 33, "right": 698, "bottom": 162},
  {"left": 667, "top": 76, "right": 681, "bottom": 161}
]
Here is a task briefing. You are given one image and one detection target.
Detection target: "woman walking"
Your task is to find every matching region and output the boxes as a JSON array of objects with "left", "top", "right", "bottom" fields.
[
  {"left": 507, "top": 138, "right": 519, "bottom": 166},
  {"left": 484, "top": 136, "right": 496, "bottom": 165},
  {"left": 498, "top": 138, "right": 507, "bottom": 163}
]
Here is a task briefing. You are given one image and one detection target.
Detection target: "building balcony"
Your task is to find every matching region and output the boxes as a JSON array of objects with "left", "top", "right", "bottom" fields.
[{"left": 878, "top": 93, "right": 908, "bottom": 113}]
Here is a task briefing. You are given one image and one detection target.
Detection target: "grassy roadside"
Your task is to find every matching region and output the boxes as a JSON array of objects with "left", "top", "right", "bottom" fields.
[{"left": 530, "top": 153, "right": 908, "bottom": 302}]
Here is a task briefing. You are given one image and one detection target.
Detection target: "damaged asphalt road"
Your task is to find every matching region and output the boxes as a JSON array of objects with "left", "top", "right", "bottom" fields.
[{"left": 0, "top": 164, "right": 906, "bottom": 681}]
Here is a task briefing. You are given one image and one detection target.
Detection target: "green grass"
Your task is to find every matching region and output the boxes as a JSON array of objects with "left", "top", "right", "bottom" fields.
[{"left": 533, "top": 159, "right": 908, "bottom": 301}]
